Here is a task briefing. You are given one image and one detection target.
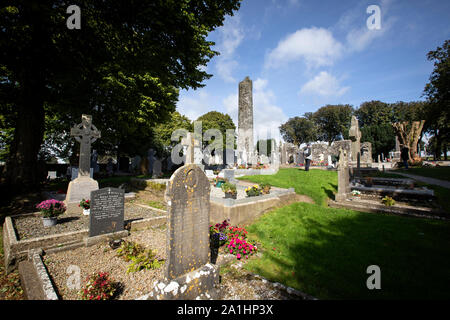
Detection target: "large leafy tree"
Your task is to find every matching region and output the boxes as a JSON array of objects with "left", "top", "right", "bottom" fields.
[
  {"left": 423, "top": 39, "right": 450, "bottom": 160},
  {"left": 279, "top": 116, "right": 317, "bottom": 147},
  {"left": 312, "top": 104, "right": 354, "bottom": 145},
  {"left": 0, "top": 0, "right": 240, "bottom": 191},
  {"left": 355, "top": 101, "right": 396, "bottom": 158},
  {"left": 196, "top": 111, "right": 236, "bottom": 150},
  {"left": 153, "top": 111, "right": 193, "bottom": 155}
]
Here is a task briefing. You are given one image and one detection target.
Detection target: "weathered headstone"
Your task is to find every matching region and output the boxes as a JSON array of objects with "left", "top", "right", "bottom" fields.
[
  {"left": 336, "top": 148, "right": 350, "bottom": 202},
  {"left": 349, "top": 116, "right": 361, "bottom": 162},
  {"left": 47, "top": 171, "right": 57, "bottom": 179},
  {"left": 148, "top": 164, "right": 219, "bottom": 300},
  {"left": 152, "top": 159, "right": 162, "bottom": 178},
  {"left": 65, "top": 115, "right": 101, "bottom": 213},
  {"left": 88, "top": 187, "right": 124, "bottom": 237},
  {"left": 91, "top": 149, "right": 99, "bottom": 173}
]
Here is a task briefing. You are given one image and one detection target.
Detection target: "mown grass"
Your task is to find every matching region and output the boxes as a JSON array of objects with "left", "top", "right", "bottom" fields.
[
  {"left": 245, "top": 202, "right": 450, "bottom": 299},
  {"left": 398, "top": 166, "right": 450, "bottom": 181},
  {"left": 238, "top": 168, "right": 337, "bottom": 206}
]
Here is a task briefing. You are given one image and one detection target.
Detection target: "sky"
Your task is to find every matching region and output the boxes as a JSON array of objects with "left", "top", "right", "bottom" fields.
[{"left": 177, "top": 0, "right": 450, "bottom": 144}]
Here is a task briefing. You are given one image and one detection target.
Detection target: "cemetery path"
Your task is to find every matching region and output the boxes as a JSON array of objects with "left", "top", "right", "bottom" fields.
[{"left": 393, "top": 172, "right": 450, "bottom": 189}]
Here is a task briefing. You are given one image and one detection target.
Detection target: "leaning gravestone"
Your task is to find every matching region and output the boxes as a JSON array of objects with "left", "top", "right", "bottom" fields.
[
  {"left": 89, "top": 187, "right": 125, "bottom": 237},
  {"left": 147, "top": 164, "right": 219, "bottom": 300}
]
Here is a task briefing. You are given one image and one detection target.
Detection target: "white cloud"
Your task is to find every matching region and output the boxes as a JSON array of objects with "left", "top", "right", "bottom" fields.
[
  {"left": 265, "top": 27, "right": 343, "bottom": 69},
  {"left": 214, "top": 14, "right": 244, "bottom": 83},
  {"left": 300, "top": 71, "right": 350, "bottom": 97}
]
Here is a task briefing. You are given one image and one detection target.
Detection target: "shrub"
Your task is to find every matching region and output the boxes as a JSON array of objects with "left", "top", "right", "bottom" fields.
[
  {"left": 79, "top": 272, "right": 117, "bottom": 300},
  {"left": 382, "top": 196, "right": 396, "bottom": 206},
  {"left": 116, "top": 241, "right": 163, "bottom": 273},
  {"left": 36, "top": 199, "right": 66, "bottom": 218}
]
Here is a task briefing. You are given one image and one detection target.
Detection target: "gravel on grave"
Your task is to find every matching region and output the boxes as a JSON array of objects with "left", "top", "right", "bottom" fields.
[
  {"left": 13, "top": 203, "right": 165, "bottom": 240},
  {"left": 43, "top": 226, "right": 305, "bottom": 300}
]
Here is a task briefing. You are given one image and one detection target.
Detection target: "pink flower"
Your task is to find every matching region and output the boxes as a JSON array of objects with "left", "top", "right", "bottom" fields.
[{"left": 237, "top": 254, "right": 241, "bottom": 259}]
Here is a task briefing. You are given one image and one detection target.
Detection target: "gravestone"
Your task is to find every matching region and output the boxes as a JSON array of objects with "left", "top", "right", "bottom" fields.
[
  {"left": 91, "top": 149, "right": 99, "bottom": 173},
  {"left": 89, "top": 187, "right": 125, "bottom": 237},
  {"left": 152, "top": 159, "right": 162, "bottom": 178},
  {"left": 148, "top": 149, "right": 156, "bottom": 175},
  {"left": 349, "top": 116, "right": 361, "bottom": 162},
  {"left": 106, "top": 158, "right": 114, "bottom": 175},
  {"left": 148, "top": 164, "right": 219, "bottom": 300},
  {"left": 47, "top": 171, "right": 57, "bottom": 180},
  {"left": 181, "top": 132, "right": 195, "bottom": 164},
  {"left": 65, "top": 114, "right": 101, "bottom": 213},
  {"left": 336, "top": 148, "right": 351, "bottom": 202}
]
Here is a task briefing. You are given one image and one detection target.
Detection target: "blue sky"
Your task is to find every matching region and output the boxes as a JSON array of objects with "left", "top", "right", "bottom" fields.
[{"left": 177, "top": 0, "right": 450, "bottom": 143}]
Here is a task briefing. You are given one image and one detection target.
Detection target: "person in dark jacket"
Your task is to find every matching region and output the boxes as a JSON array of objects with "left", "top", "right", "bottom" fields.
[
  {"left": 400, "top": 145, "right": 409, "bottom": 169},
  {"left": 304, "top": 144, "right": 312, "bottom": 171}
]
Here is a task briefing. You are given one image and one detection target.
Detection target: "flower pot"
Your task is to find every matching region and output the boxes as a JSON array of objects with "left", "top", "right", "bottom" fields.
[
  {"left": 83, "top": 208, "right": 90, "bottom": 215},
  {"left": 225, "top": 192, "right": 237, "bottom": 199},
  {"left": 42, "top": 217, "right": 58, "bottom": 227}
]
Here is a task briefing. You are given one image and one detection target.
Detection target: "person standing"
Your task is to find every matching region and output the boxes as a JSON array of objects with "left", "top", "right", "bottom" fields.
[
  {"left": 304, "top": 144, "right": 312, "bottom": 171},
  {"left": 401, "top": 144, "right": 409, "bottom": 169}
]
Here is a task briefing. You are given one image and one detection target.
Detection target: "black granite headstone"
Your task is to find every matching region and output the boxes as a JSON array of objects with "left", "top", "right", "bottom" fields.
[{"left": 89, "top": 187, "right": 124, "bottom": 237}]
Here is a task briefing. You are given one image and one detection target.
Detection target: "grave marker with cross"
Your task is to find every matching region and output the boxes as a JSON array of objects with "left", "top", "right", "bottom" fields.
[{"left": 70, "top": 114, "right": 101, "bottom": 178}]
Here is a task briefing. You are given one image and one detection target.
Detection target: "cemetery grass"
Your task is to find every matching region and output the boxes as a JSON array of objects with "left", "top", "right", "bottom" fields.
[
  {"left": 238, "top": 168, "right": 337, "bottom": 206},
  {"left": 397, "top": 166, "right": 450, "bottom": 181},
  {"left": 245, "top": 202, "right": 450, "bottom": 299}
]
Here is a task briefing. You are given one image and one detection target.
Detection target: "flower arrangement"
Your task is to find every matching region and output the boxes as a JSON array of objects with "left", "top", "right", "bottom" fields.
[
  {"left": 351, "top": 190, "right": 361, "bottom": 197},
  {"left": 221, "top": 182, "right": 237, "bottom": 199},
  {"left": 237, "top": 164, "right": 248, "bottom": 169},
  {"left": 210, "top": 220, "right": 230, "bottom": 247},
  {"left": 79, "top": 272, "right": 117, "bottom": 300},
  {"left": 79, "top": 198, "right": 90, "bottom": 210},
  {"left": 245, "top": 184, "right": 262, "bottom": 197},
  {"left": 36, "top": 199, "right": 66, "bottom": 218}
]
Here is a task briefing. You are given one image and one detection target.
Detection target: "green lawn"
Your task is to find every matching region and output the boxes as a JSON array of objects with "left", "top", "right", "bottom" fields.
[
  {"left": 397, "top": 166, "right": 450, "bottom": 181},
  {"left": 245, "top": 202, "right": 450, "bottom": 299},
  {"left": 239, "top": 168, "right": 337, "bottom": 206},
  {"left": 237, "top": 168, "right": 450, "bottom": 299}
]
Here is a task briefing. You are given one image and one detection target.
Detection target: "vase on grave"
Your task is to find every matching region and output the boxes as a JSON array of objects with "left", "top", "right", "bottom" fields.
[
  {"left": 42, "top": 217, "right": 58, "bottom": 227},
  {"left": 83, "top": 209, "right": 90, "bottom": 216}
]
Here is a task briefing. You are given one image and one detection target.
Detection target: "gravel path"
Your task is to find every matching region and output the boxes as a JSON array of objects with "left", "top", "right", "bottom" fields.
[{"left": 13, "top": 203, "right": 165, "bottom": 240}]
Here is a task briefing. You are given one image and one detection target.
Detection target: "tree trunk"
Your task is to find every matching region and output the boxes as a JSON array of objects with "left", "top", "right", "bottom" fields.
[
  {"left": 4, "top": 80, "right": 45, "bottom": 192},
  {"left": 392, "top": 121, "right": 425, "bottom": 162}
]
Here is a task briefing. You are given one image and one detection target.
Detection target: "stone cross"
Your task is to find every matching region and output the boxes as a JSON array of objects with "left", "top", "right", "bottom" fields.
[
  {"left": 70, "top": 115, "right": 101, "bottom": 178},
  {"left": 349, "top": 116, "right": 361, "bottom": 162},
  {"left": 181, "top": 132, "right": 195, "bottom": 164}
]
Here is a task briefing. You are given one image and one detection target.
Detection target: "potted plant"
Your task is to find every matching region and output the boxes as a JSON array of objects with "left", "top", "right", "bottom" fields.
[
  {"left": 221, "top": 182, "right": 237, "bottom": 199},
  {"left": 260, "top": 182, "right": 271, "bottom": 195},
  {"left": 351, "top": 190, "right": 361, "bottom": 197},
  {"left": 36, "top": 199, "right": 66, "bottom": 227},
  {"left": 245, "top": 184, "right": 262, "bottom": 197},
  {"left": 79, "top": 198, "right": 90, "bottom": 215}
]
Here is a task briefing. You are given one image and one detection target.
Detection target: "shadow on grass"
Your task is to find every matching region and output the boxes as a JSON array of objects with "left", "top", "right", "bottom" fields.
[{"left": 247, "top": 202, "right": 450, "bottom": 299}]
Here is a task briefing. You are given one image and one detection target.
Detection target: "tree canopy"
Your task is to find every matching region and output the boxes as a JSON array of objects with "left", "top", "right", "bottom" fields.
[
  {"left": 279, "top": 116, "right": 317, "bottom": 147},
  {"left": 0, "top": 0, "right": 241, "bottom": 190}
]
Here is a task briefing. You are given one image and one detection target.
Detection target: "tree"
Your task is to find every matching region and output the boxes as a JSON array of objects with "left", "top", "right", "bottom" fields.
[
  {"left": 354, "top": 101, "right": 394, "bottom": 127},
  {"left": 423, "top": 39, "right": 450, "bottom": 160},
  {"left": 391, "top": 101, "right": 427, "bottom": 161},
  {"left": 153, "top": 111, "right": 193, "bottom": 155},
  {"left": 279, "top": 116, "right": 317, "bottom": 147},
  {"left": 312, "top": 105, "right": 354, "bottom": 145},
  {"left": 0, "top": 0, "right": 241, "bottom": 191},
  {"left": 196, "top": 111, "right": 236, "bottom": 150}
]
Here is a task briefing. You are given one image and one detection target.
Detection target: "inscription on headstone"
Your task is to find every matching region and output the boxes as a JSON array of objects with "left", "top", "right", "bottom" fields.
[
  {"left": 164, "top": 164, "right": 210, "bottom": 280},
  {"left": 89, "top": 188, "right": 124, "bottom": 237}
]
